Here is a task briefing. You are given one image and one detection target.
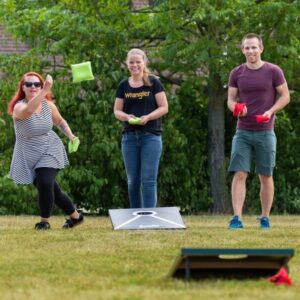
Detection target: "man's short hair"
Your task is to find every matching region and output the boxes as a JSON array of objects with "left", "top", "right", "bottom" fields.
[{"left": 242, "top": 33, "right": 263, "bottom": 49}]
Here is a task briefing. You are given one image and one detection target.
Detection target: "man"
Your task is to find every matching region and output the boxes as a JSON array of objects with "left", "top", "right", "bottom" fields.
[{"left": 227, "top": 33, "right": 290, "bottom": 229}]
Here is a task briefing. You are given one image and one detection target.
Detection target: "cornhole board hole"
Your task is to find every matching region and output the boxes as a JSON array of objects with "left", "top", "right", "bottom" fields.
[
  {"left": 71, "top": 61, "right": 94, "bottom": 83},
  {"left": 170, "top": 248, "right": 295, "bottom": 280},
  {"left": 109, "top": 207, "right": 186, "bottom": 230}
]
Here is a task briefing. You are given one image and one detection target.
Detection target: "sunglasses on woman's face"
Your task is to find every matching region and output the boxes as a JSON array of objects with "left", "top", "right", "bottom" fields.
[{"left": 23, "top": 81, "right": 42, "bottom": 88}]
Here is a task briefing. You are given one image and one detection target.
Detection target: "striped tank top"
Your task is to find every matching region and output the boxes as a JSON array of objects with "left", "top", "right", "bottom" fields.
[{"left": 10, "top": 100, "right": 69, "bottom": 184}]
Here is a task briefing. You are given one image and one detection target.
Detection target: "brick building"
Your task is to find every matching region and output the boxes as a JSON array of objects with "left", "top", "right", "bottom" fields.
[
  {"left": 132, "top": 0, "right": 149, "bottom": 9},
  {"left": 0, "top": 25, "right": 31, "bottom": 54},
  {"left": 0, "top": 1, "right": 150, "bottom": 54}
]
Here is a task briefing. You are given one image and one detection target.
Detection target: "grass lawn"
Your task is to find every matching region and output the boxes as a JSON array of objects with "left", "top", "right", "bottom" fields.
[{"left": 0, "top": 215, "right": 299, "bottom": 300}]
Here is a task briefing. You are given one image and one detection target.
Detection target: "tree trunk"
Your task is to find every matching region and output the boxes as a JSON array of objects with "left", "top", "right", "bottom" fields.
[{"left": 207, "top": 78, "right": 230, "bottom": 213}]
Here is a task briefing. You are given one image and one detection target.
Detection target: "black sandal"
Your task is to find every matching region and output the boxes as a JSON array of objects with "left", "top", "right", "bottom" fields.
[
  {"left": 62, "top": 213, "right": 84, "bottom": 229},
  {"left": 34, "top": 221, "right": 51, "bottom": 230}
]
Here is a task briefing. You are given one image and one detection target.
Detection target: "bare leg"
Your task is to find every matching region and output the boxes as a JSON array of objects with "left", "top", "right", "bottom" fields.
[
  {"left": 259, "top": 174, "right": 274, "bottom": 217},
  {"left": 231, "top": 171, "right": 248, "bottom": 218}
]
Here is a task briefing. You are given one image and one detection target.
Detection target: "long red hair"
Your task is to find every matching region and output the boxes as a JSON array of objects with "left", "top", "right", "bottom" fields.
[{"left": 7, "top": 71, "right": 52, "bottom": 116}]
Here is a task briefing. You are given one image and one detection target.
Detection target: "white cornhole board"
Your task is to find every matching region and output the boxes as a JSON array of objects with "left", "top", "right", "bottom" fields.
[{"left": 109, "top": 207, "right": 186, "bottom": 230}]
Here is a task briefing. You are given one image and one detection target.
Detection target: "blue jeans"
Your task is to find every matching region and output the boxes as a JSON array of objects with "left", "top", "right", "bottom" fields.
[{"left": 121, "top": 131, "right": 162, "bottom": 208}]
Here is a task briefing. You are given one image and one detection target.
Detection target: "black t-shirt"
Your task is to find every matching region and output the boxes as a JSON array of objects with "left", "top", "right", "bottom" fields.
[{"left": 115, "top": 76, "right": 165, "bottom": 135}]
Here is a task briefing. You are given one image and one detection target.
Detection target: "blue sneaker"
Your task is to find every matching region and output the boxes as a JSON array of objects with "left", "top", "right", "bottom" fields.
[
  {"left": 228, "top": 215, "right": 244, "bottom": 229},
  {"left": 259, "top": 216, "right": 270, "bottom": 229}
]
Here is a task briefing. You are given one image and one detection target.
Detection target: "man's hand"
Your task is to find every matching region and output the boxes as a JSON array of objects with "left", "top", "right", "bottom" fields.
[{"left": 233, "top": 103, "right": 247, "bottom": 117}]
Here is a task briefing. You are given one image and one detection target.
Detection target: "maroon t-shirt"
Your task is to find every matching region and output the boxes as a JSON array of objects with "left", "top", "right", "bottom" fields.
[{"left": 228, "top": 62, "right": 286, "bottom": 130}]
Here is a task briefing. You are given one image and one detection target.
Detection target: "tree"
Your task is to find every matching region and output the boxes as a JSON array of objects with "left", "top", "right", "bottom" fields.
[
  {"left": 0, "top": 0, "right": 299, "bottom": 214},
  {"left": 132, "top": 0, "right": 300, "bottom": 212}
]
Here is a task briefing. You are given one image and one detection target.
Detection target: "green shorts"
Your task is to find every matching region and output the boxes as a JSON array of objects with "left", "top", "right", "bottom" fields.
[{"left": 228, "top": 129, "right": 277, "bottom": 176}]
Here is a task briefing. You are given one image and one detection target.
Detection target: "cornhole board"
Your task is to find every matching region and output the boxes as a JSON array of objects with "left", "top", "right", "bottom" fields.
[
  {"left": 170, "top": 248, "right": 295, "bottom": 280},
  {"left": 109, "top": 207, "right": 186, "bottom": 230}
]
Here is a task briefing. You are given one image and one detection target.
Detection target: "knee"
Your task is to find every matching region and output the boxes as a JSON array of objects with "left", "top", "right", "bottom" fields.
[
  {"left": 36, "top": 178, "right": 53, "bottom": 191},
  {"left": 127, "top": 178, "right": 140, "bottom": 186},
  {"left": 142, "top": 177, "right": 156, "bottom": 187},
  {"left": 259, "top": 174, "right": 273, "bottom": 184},
  {"left": 233, "top": 171, "right": 248, "bottom": 182}
]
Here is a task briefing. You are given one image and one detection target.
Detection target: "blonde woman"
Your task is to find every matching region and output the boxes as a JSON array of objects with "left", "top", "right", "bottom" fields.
[{"left": 114, "top": 49, "right": 168, "bottom": 208}]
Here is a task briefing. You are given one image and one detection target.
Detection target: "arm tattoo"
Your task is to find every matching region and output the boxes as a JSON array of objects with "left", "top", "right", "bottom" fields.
[
  {"left": 57, "top": 119, "right": 74, "bottom": 140},
  {"left": 58, "top": 121, "right": 68, "bottom": 134}
]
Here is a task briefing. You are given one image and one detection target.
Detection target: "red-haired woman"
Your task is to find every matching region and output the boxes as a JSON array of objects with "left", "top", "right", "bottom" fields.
[{"left": 8, "top": 72, "right": 83, "bottom": 230}]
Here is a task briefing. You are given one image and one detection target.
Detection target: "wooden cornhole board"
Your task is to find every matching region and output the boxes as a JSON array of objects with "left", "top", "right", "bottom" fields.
[
  {"left": 109, "top": 207, "right": 186, "bottom": 230},
  {"left": 170, "top": 248, "right": 295, "bottom": 280}
]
